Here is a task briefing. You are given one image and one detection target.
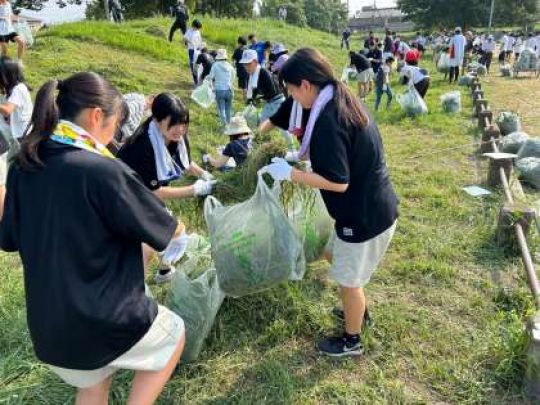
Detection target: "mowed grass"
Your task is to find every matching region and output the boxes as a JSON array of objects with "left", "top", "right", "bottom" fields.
[{"left": 0, "top": 17, "right": 539, "bottom": 404}]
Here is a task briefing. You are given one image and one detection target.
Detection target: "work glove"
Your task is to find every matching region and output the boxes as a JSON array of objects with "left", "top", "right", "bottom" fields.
[
  {"left": 285, "top": 150, "right": 300, "bottom": 163},
  {"left": 200, "top": 170, "right": 215, "bottom": 181},
  {"left": 258, "top": 157, "right": 293, "bottom": 181},
  {"left": 160, "top": 231, "right": 189, "bottom": 266},
  {"left": 382, "top": 84, "right": 388, "bottom": 91},
  {"left": 193, "top": 179, "right": 216, "bottom": 197},
  {"left": 202, "top": 154, "right": 210, "bottom": 164}
]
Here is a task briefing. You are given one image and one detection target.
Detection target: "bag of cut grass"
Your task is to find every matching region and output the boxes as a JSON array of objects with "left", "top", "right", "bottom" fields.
[
  {"left": 468, "top": 61, "right": 487, "bottom": 76},
  {"left": 191, "top": 79, "right": 215, "bottom": 109},
  {"left": 500, "top": 64, "right": 512, "bottom": 77},
  {"left": 440, "top": 91, "right": 461, "bottom": 113},
  {"left": 169, "top": 258, "right": 225, "bottom": 362},
  {"left": 516, "top": 158, "right": 540, "bottom": 189},
  {"left": 13, "top": 21, "right": 34, "bottom": 47},
  {"left": 397, "top": 86, "right": 428, "bottom": 116},
  {"left": 204, "top": 175, "right": 304, "bottom": 297},
  {"left": 341, "top": 66, "right": 358, "bottom": 83},
  {"left": 282, "top": 185, "right": 333, "bottom": 263},
  {"left": 496, "top": 111, "right": 522, "bottom": 136},
  {"left": 517, "top": 138, "right": 540, "bottom": 160},
  {"left": 499, "top": 131, "right": 530, "bottom": 154},
  {"left": 437, "top": 53, "right": 450, "bottom": 73},
  {"left": 458, "top": 74, "right": 474, "bottom": 86},
  {"left": 516, "top": 49, "right": 538, "bottom": 71},
  {"left": 242, "top": 104, "right": 260, "bottom": 130}
]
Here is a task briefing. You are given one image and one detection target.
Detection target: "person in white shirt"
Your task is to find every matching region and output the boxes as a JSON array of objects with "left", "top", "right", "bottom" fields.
[
  {"left": 449, "top": 27, "right": 466, "bottom": 83},
  {"left": 183, "top": 19, "right": 203, "bottom": 85},
  {"left": 525, "top": 33, "right": 536, "bottom": 50},
  {"left": 400, "top": 50, "right": 430, "bottom": 98},
  {"left": 502, "top": 31, "right": 515, "bottom": 62},
  {"left": 0, "top": 0, "right": 25, "bottom": 61},
  {"left": 514, "top": 34, "right": 524, "bottom": 61},
  {"left": 480, "top": 35, "right": 496, "bottom": 73}
]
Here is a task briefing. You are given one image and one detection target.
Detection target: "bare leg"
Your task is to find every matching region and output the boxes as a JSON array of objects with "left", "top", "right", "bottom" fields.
[
  {"left": 142, "top": 243, "right": 156, "bottom": 276},
  {"left": 127, "top": 332, "right": 185, "bottom": 405},
  {"left": 0, "top": 185, "right": 5, "bottom": 220},
  {"left": 340, "top": 286, "right": 366, "bottom": 334},
  {"left": 76, "top": 376, "right": 113, "bottom": 405},
  {"left": 15, "top": 37, "right": 25, "bottom": 60},
  {"left": 0, "top": 43, "right": 8, "bottom": 57}
]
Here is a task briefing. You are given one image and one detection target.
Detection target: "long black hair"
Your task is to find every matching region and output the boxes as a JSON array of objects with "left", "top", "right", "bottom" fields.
[
  {"left": 16, "top": 72, "right": 125, "bottom": 171},
  {"left": 0, "top": 57, "right": 29, "bottom": 97},
  {"left": 280, "top": 48, "right": 369, "bottom": 128},
  {"left": 128, "top": 92, "right": 190, "bottom": 144}
]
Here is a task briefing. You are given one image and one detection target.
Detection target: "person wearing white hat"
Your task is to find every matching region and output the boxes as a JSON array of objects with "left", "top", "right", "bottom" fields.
[
  {"left": 240, "top": 48, "right": 294, "bottom": 149},
  {"left": 480, "top": 34, "right": 495, "bottom": 73},
  {"left": 202, "top": 115, "right": 253, "bottom": 169},
  {"left": 208, "top": 48, "right": 235, "bottom": 124},
  {"left": 448, "top": 27, "right": 466, "bottom": 83},
  {"left": 270, "top": 43, "right": 289, "bottom": 74}
]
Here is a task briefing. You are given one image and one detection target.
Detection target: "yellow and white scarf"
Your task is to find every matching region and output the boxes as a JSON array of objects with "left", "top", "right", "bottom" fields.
[{"left": 50, "top": 120, "right": 114, "bottom": 159}]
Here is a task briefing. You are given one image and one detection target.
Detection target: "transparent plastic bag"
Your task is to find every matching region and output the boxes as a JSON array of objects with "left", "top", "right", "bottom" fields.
[
  {"left": 440, "top": 91, "right": 461, "bottom": 114},
  {"left": 191, "top": 79, "right": 215, "bottom": 109},
  {"left": 437, "top": 53, "right": 450, "bottom": 72},
  {"left": 242, "top": 104, "right": 260, "bottom": 130},
  {"left": 204, "top": 175, "right": 304, "bottom": 297},
  {"left": 341, "top": 66, "right": 358, "bottom": 83},
  {"left": 516, "top": 158, "right": 540, "bottom": 189},
  {"left": 397, "top": 86, "right": 428, "bottom": 116},
  {"left": 517, "top": 138, "right": 540, "bottom": 160},
  {"left": 499, "top": 132, "right": 530, "bottom": 154},
  {"left": 496, "top": 111, "right": 522, "bottom": 136},
  {"left": 168, "top": 259, "right": 225, "bottom": 362},
  {"left": 13, "top": 21, "right": 34, "bottom": 47}
]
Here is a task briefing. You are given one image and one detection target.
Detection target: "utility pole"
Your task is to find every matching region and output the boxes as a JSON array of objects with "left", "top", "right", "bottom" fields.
[{"left": 488, "top": 0, "right": 495, "bottom": 33}]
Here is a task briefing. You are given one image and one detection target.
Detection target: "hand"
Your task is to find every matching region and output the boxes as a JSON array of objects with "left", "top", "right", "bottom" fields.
[
  {"left": 202, "top": 154, "right": 210, "bottom": 164},
  {"left": 382, "top": 84, "right": 388, "bottom": 91},
  {"left": 285, "top": 150, "right": 300, "bottom": 163},
  {"left": 200, "top": 170, "right": 215, "bottom": 181},
  {"left": 160, "top": 231, "right": 189, "bottom": 266},
  {"left": 258, "top": 158, "right": 293, "bottom": 181},
  {"left": 145, "top": 94, "right": 156, "bottom": 110},
  {"left": 193, "top": 179, "right": 216, "bottom": 197}
]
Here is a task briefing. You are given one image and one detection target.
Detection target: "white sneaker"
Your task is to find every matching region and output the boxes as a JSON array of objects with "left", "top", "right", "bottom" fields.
[{"left": 153, "top": 266, "right": 176, "bottom": 284}]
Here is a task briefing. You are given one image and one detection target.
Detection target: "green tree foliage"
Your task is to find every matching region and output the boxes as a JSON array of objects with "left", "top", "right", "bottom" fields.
[{"left": 397, "top": 0, "right": 538, "bottom": 29}]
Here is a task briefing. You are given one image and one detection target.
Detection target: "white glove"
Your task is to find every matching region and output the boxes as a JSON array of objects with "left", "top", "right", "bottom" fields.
[
  {"left": 200, "top": 170, "right": 215, "bottom": 181},
  {"left": 382, "top": 84, "right": 388, "bottom": 91},
  {"left": 160, "top": 231, "right": 189, "bottom": 266},
  {"left": 258, "top": 157, "right": 293, "bottom": 181},
  {"left": 193, "top": 179, "right": 216, "bottom": 197},
  {"left": 285, "top": 150, "right": 300, "bottom": 163},
  {"left": 202, "top": 154, "right": 210, "bottom": 164},
  {"left": 216, "top": 145, "right": 225, "bottom": 154}
]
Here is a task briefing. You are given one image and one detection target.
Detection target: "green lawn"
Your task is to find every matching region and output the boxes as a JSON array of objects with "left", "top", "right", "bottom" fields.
[{"left": 0, "top": 17, "right": 538, "bottom": 404}]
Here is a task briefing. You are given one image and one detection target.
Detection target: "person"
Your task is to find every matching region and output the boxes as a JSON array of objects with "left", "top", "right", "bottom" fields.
[
  {"left": 364, "top": 31, "right": 377, "bottom": 50},
  {"left": 400, "top": 50, "right": 430, "bottom": 98},
  {"left": 0, "top": 72, "right": 186, "bottom": 403},
  {"left": 383, "top": 30, "right": 393, "bottom": 60},
  {"left": 208, "top": 49, "right": 235, "bottom": 125},
  {"left": 248, "top": 34, "right": 270, "bottom": 66},
  {"left": 169, "top": 0, "right": 189, "bottom": 42},
  {"left": 195, "top": 47, "right": 214, "bottom": 83},
  {"left": 240, "top": 49, "right": 293, "bottom": 148},
  {"left": 259, "top": 48, "right": 398, "bottom": 357},
  {"left": 341, "top": 28, "right": 351, "bottom": 51},
  {"left": 526, "top": 32, "right": 536, "bottom": 50},
  {"left": 349, "top": 50, "right": 373, "bottom": 100},
  {"left": 183, "top": 19, "right": 203, "bottom": 85},
  {"left": 480, "top": 35, "right": 495, "bottom": 73},
  {"left": 270, "top": 43, "right": 289, "bottom": 75},
  {"left": 374, "top": 56, "right": 394, "bottom": 111},
  {"left": 232, "top": 36, "right": 249, "bottom": 99},
  {"left": 0, "top": 0, "right": 25, "bottom": 61},
  {"left": 367, "top": 42, "right": 383, "bottom": 76},
  {"left": 393, "top": 36, "right": 410, "bottom": 60},
  {"left": 448, "top": 27, "right": 466, "bottom": 83},
  {"left": 501, "top": 31, "right": 514, "bottom": 62},
  {"left": 514, "top": 33, "right": 524, "bottom": 62},
  {"left": 108, "top": 0, "right": 123, "bottom": 23},
  {"left": 203, "top": 115, "right": 253, "bottom": 169}
]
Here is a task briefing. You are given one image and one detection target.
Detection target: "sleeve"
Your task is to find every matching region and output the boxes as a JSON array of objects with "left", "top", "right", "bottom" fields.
[
  {"left": 93, "top": 162, "right": 178, "bottom": 252},
  {"left": 122, "top": 93, "right": 145, "bottom": 139},
  {"left": 310, "top": 114, "right": 350, "bottom": 185},
  {"left": 222, "top": 142, "right": 234, "bottom": 158},
  {"left": 0, "top": 167, "right": 19, "bottom": 252},
  {"left": 7, "top": 85, "right": 24, "bottom": 108},
  {"left": 269, "top": 97, "right": 293, "bottom": 130},
  {"left": 117, "top": 139, "right": 160, "bottom": 191}
]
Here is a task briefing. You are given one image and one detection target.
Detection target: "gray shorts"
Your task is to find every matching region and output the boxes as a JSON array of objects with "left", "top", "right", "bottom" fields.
[
  {"left": 357, "top": 68, "right": 374, "bottom": 84},
  {"left": 326, "top": 222, "right": 397, "bottom": 288}
]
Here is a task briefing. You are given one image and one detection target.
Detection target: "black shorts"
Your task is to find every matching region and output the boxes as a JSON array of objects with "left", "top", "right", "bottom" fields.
[
  {"left": 237, "top": 73, "right": 248, "bottom": 90},
  {"left": 0, "top": 32, "right": 19, "bottom": 43}
]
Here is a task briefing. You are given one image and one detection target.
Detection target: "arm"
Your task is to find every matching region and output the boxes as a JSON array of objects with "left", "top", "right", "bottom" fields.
[
  {"left": 291, "top": 169, "right": 349, "bottom": 193},
  {"left": 153, "top": 185, "right": 195, "bottom": 200},
  {"left": 0, "top": 102, "right": 15, "bottom": 118},
  {"left": 187, "top": 161, "right": 205, "bottom": 177},
  {"left": 207, "top": 154, "right": 229, "bottom": 168},
  {"left": 258, "top": 119, "right": 276, "bottom": 134}
]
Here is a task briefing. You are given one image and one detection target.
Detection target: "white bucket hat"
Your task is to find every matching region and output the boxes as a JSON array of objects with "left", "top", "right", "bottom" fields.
[
  {"left": 239, "top": 49, "right": 258, "bottom": 64},
  {"left": 272, "top": 43, "right": 288, "bottom": 55},
  {"left": 224, "top": 116, "right": 252, "bottom": 136},
  {"left": 216, "top": 49, "right": 228, "bottom": 60}
]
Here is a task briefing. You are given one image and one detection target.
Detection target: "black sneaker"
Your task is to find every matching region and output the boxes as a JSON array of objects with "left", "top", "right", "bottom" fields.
[
  {"left": 332, "top": 307, "right": 373, "bottom": 328},
  {"left": 318, "top": 335, "right": 364, "bottom": 357}
]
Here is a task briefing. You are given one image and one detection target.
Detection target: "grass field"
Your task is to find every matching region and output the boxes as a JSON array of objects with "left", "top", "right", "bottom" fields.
[{"left": 1, "top": 16, "right": 540, "bottom": 404}]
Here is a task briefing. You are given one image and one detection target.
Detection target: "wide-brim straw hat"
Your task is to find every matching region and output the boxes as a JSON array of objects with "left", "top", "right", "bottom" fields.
[{"left": 224, "top": 116, "right": 252, "bottom": 136}]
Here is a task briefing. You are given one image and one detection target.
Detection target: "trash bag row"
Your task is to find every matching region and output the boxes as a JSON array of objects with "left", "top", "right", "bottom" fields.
[
  {"left": 458, "top": 74, "right": 475, "bottom": 87},
  {"left": 440, "top": 91, "right": 461, "bottom": 114},
  {"left": 516, "top": 48, "right": 538, "bottom": 71},
  {"left": 496, "top": 111, "right": 522, "bottom": 136},
  {"left": 468, "top": 62, "right": 487, "bottom": 76}
]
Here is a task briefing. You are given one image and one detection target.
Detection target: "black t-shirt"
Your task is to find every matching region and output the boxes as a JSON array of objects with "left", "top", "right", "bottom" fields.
[
  {"left": 223, "top": 138, "right": 252, "bottom": 165},
  {"left": 0, "top": 140, "right": 177, "bottom": 370},
  {"left": 269, "top": 97, "right": 310, "bottom": 132},
  {"left": 118, "top": 129, "right": 192, "bottom": 191},
  {"left": 253, "top": 68, "right": 282, "bottom": 102},
  {"left": 196, "top": 53, "right": 214, "bottom": 81},
  {"left": 232, "top": 45, "right": 248, "bottom": 78},
  {"left": 384, "top": 36, "right": 393, "bottom": 52},
  {"left": 350, "top": 52, "right": 371, "bottom": 72},
  {"left": 173, "top": 4, "right": 188, "bottom": 22},
  {"left": 367, "top": 49, "right": 383, "bottom": 72},
  {"left": 309, "top": 100, "right": 399, "bottom": 243}
]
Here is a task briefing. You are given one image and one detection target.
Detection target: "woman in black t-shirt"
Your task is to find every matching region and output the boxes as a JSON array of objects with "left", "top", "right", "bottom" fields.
[
  {"left": 259, "top": 48, "right": 399, "bottom": 358},
  {"left": 118, "top": 92, "right": 215, "bottom": 201},
  {"left": 0, "top": 73, "right": 185, "bottom": 402},
  {"left": 232, "top": 36, "right": 249, "bottom": 98}
]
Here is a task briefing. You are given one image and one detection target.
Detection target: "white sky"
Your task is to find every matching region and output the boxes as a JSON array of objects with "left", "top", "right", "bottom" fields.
[{"left": 20, "top": 2, "right": 87, "bottom": 24}]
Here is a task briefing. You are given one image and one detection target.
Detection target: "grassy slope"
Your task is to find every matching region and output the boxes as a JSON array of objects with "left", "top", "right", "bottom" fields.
[{"left": 0, "top": 16, "right": 538, "bottom": 404}]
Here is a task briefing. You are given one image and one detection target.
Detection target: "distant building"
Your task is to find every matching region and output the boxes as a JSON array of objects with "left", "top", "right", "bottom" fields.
[{"left": 349, "top": 6, "right": 414, "bottom": 32}]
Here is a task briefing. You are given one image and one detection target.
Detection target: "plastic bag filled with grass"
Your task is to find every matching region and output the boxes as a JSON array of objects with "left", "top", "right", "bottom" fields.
[
  {"left": 516, "top": 157, "right": 540, "bottom": 189},
  {"left": 496, "top": 111, "right": 522, "bottom": 136},
  {"left": 168, "top": 257, "right": 225, "bottom": 362},
  {"left": 517, "top": 138, "right": 540, "bottom": 160},
  {"left": 397, "top": 87, "right": 428, "bottom": 116},
  {"left": 242, "top": 104, "right": 260, "bottom": 130},
  {"left": 499, "top": 131, "right": 530, "bottom": 154},
  {"left": 191, "top": 79, "right": 215, "bottom": 109},
  {"left": 440, "top": 91, "right": 461, "bottom": 113},
  {"left": 458, "top": 74, "right": 474, "bottom": 86},
  {"left": 204, "top": 174, "right": 304, "bottom": 297}
]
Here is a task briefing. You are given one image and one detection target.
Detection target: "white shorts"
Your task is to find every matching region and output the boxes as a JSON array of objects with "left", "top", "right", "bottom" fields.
[
  {"left": 357, "top": 68, "right": 374, "bottom": 83},
  {"left": 0, "top": 153, "right": 7, "bottom": 186},
  {"left": 48, "top": 305, "right": 184, "bottom": 389},
  {"left": 326, "top": 222, "right": 397, "bottom": 288}
]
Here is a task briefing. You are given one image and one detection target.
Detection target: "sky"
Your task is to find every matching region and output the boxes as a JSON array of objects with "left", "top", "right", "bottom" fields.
[{"left": 19, "top": 2, "right": 87, "bottom": 24}]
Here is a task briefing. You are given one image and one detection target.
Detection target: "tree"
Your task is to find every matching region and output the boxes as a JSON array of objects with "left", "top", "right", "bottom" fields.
[
  {"left": 304, "top": 0, "right": 348, "bottom": 32},
  {"left": 261, "top": 0, "right": 307, "bottom": 27}
]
